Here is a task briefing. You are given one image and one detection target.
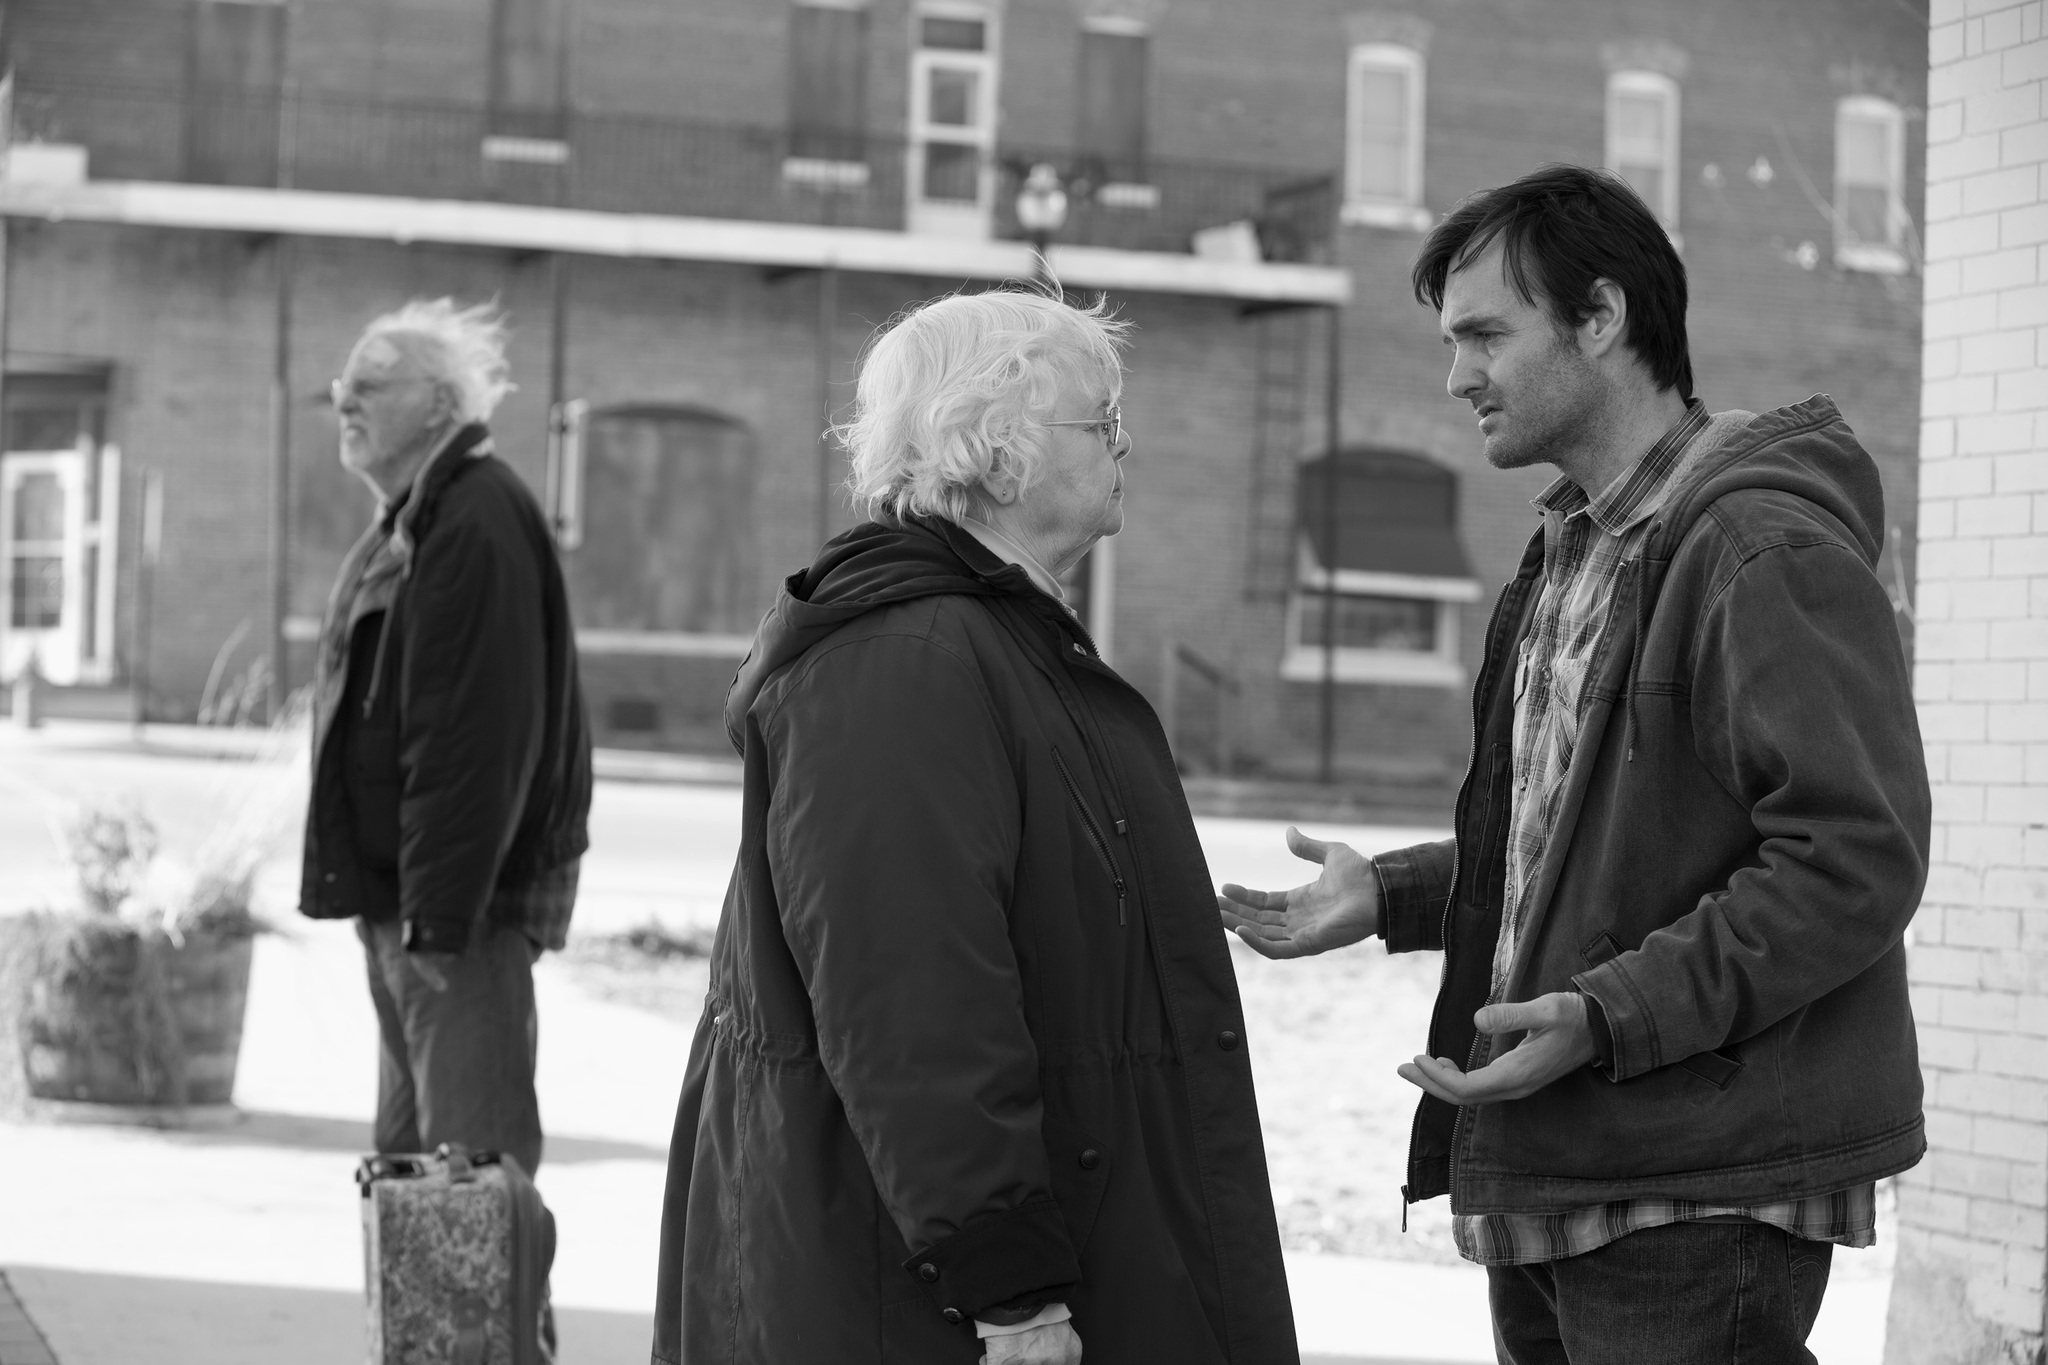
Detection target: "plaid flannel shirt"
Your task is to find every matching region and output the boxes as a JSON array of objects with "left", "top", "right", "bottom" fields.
[{"left": 1454, "top": 401, "right": 1877, "bottom": 1266}]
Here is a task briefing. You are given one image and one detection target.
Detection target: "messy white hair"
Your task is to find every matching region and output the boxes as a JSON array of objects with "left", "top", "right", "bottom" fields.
[
  {"left": 840, "top": 290, "right": 1132, "bottom": 523},
  {"left": 357, "top": 297, "right": 516, "bottom": 423}
]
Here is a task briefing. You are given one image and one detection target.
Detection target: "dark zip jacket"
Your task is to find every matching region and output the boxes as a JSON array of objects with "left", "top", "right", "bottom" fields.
[
  {"left": 300, "top": 425, "right": 592, "bottom": 952},
  {"left": 1376, "top": 396, "right": 1930, "bottom": 1213},
  {"left": 651, "top": 516, "right": 1296, "bottom": 1365}
]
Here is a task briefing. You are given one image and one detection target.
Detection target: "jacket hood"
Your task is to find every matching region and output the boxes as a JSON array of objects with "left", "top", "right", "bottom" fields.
[
  {"left": 1616, "top": 395, "right": 1889, "bottom": 761},
  {"left": 723, "top": 516, "right": 1031, "bottom": 752},
  {"left": 1647, "top": 395, "right": 1886, "bottom": 570}
]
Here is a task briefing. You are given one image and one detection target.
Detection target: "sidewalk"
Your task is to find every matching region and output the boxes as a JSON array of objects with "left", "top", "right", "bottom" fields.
[{"left": 0, "top": 726, "right": 1889, "bottom": 1363}]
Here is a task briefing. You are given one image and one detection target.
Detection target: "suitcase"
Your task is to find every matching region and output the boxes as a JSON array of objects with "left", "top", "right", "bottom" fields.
[{"left": 357, "top": 1143, "right": 554, "bottom": 1365}]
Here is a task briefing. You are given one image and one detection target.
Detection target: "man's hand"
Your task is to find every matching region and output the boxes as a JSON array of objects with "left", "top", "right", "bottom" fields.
[
  {"left": 981, "top": 1320, "right": 1081, "bottom": 1365},
  {"left": 1398, "top": 991, "right": 1597, "bottom": 1104},
  {"left": 405, "top": 952, "right": 453, "bottom": 994},
  {"left": 1216, "top": 827, "right": 1380, "bottom": 959}
]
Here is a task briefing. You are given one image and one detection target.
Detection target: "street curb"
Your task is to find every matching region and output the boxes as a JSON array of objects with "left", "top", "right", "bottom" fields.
[{"left": 0, "top": 1272, "right": 58, "bottom": 1365}]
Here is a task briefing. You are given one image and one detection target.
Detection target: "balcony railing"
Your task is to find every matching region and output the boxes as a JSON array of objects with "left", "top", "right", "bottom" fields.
[{"left": 9, "top": 82, "right": 1337, "bottom": 263}]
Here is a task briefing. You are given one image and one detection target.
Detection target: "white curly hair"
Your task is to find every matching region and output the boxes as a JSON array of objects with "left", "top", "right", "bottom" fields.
[
  {"left": 355, "top": 297, "right": 516, "bottom": 423},
  {"left": 840, "top": 290, "right": 1133, "bottom": 523}
]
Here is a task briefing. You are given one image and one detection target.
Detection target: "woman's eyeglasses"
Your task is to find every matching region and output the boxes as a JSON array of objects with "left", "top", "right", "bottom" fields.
[{"left": 1043, "top": 406, "right": 1123, "bottom": 447}]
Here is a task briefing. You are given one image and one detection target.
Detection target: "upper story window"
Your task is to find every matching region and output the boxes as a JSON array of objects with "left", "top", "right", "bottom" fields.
[
  {"left": 1835, "top": 96, "right": 1909, "bottom": 274},
  {"left": 1605, "top": 70, "right": 1680, "bottom": 232},
  {"left": 1282, "top": 448, "right": 1477, "bottom": 688},
  {"left": 907, "top": 5, "right": 1000, "bottom": 237},
  {"left": 786, "top": 0, "right": 870, "bottom": 180},
  {"left": 1341, "top": 43, "right": 1429, "bottom": 231},
  {"left": 185, "top": 0, "right": 285, "bottom": 185},
  {"left": 1078, "top": 18, "right": 1150, "bottom": 190}
]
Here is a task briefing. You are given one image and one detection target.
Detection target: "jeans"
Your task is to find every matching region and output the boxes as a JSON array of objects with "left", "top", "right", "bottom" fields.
[
  {"left": 357, "top": 916, "right": 545, "bottom": 1176},
  {"left": 1488, "top": 1220, "right": 1833, "bottom": 1365}
]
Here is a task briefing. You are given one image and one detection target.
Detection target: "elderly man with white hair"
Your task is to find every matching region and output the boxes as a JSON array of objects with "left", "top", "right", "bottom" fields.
[
  {"left": 300, "top": 298, "right": 592, "bottom": 1197},
  {"left": 651, "top": 290, "right": 1295, "bottom": 1365}
]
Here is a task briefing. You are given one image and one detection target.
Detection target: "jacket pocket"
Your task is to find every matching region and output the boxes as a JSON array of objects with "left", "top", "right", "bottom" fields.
[
  {"left": 1040, "top": 1115, "right": 1112, "bottom": 1259},
  {"left": 1677, "top": 1047, "right": 1746, "bottom": 1090},
  {"left": 1582, "top": 931, "right": 1623, "bottom": 967},
  {"left": 1051, "top": 746, "right": 1126, "bottom": 927}
]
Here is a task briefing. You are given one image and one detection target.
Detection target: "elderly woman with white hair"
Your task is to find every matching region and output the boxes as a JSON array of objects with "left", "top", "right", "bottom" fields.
[
  {"left": 652, "top": 291, "right": 1294, "bottom": 1365},
  {"left": 300, "top": 297, "right": 591, "bottom": 1210}
]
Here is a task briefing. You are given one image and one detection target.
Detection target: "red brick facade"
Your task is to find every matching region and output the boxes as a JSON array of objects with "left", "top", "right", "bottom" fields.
[{"left": 0, "top": 0, "right": 1924, "bottom": 796}]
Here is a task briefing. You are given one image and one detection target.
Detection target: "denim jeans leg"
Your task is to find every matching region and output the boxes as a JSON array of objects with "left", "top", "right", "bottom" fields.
[
  {"left": 358, "top": 917, "right": 421, "bottom": 1157},
  {"left": 1488, "top": 1260, "right": 1569, "bottom": 1365},
  {"left": 1490, "top": 1221, "right": 1831, "bottom": 1365}
]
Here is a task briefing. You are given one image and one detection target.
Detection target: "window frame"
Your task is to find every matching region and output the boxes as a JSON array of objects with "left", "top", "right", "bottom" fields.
[
  {"left": 783, "top": 0, "right": 873, "bottom": 187},
  {"left": 906, "top": 1, "right": 1001, "bottom": 237},
  {"left": 1834, "top": 95, "right": 1909, "bottom": 275},
  {"left": 1604, "top": 69, "right": 1681, "bottom": 234},
  {"left": 1340, "top": 42, "right": 1430, "bottom": 232},
  {"left": 1280, "top": 550, "right": 1478, "bottom": 688}
]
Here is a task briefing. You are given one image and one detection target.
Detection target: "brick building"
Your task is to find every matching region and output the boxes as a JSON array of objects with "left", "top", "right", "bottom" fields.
[
  {"left": 0, "top": 0, "right": 1923, "bottom": 797},
  {"left": 1885, "top": 0, "right": 2048, "bottom": 1360}
]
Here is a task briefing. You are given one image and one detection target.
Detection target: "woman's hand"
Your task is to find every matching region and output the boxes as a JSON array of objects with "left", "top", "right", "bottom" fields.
[
  {"left": 1217, "top": 826, "right": 1380, "bottom": 958},
  {"left": 982, "top": 1320, "right": 1082, "bottom": 1365}
]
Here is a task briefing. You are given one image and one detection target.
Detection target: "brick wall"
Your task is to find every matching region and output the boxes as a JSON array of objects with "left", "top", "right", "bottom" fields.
[{"left": 1885, "top": 2, "right": 2048, "bottom": 1360}]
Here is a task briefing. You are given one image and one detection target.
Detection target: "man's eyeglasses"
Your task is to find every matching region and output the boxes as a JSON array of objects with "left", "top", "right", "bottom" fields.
[{"left": 1043, "top": 406, "right": 1123, "bottom": 447}]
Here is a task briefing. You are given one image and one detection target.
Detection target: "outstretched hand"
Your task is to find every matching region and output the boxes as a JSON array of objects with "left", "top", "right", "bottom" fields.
[
  {"left": 1398, "top": 991, "right": 1597, "bottom": 1104},
  {"left": 981, "top": 1320, "right": 1082, "bottom": 1365},
  {"left": 1216, "top": 827, "right": 1380, "bottom": 959}
]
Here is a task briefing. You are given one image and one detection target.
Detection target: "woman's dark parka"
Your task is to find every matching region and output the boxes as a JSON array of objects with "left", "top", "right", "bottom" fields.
[{"left": 651, "top": 518, "right": 1296, "bottom": 1365}]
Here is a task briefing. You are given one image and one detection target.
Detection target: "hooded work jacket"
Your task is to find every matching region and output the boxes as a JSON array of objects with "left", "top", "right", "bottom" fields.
[
  {"left": 1376, "top": 396, "right": 1930, "bottom": 1214},
  {"left": 651, "top": 517, "right": 1296, "bottom": 1365}
]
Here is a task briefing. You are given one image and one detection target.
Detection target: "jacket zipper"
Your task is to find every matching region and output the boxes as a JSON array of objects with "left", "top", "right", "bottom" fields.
[
  {"left": 1403, "top": 559, "right": 1529, "bottom": 1213},
  {"left": 1052, "top": 745, "right": 1126, "bottom": 926}
]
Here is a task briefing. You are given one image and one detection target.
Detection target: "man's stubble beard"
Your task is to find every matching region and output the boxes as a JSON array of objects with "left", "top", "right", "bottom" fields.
[{"left": 1482, "top": 337, "right": 1605, "bottom": 474}]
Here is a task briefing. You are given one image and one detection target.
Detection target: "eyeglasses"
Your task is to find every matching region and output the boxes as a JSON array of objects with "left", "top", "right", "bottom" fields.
[
  {"left": 329, "top": 373, "right": 424, "bottom": 408},
  {"left": 1043, "top": 405, "right": 1123, "bottom": 448}
]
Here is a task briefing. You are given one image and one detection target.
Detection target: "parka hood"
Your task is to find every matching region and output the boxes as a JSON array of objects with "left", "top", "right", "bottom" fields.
[
  {"left": 723, "top": 515, "right": 1034, "bottom": 752},
  {"left": 1647, "top": 395, "right": 1887, "bottom": 571}
]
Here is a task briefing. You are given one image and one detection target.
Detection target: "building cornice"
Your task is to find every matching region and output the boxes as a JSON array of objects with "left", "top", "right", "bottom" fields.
[{"left": 0, "top": 179, "right": 1351, "bottom": 306}]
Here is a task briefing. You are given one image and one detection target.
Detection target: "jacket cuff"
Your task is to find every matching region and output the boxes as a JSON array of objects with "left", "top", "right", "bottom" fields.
[
  {"left": 902, "top": 1199, "right": 1081, "bottom": 1324},
  {"left": 1373, "top": 839, "right": 1455, "bottom": 955},
  {"left": 1578, "top": 989, "right": 1616, "bottom": 1076},
  {"left": 1573, "top": 962, "right": 1653, "bottom": 1080},
  {"left": 402, "top": 917, "right": 471, "bottom": 955}
]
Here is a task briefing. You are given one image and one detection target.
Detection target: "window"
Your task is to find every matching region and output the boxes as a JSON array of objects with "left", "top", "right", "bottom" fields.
[
  {"left": 1605, "top": 70, "right": 1680, "bottom": 231},
  {"left": 1282, "top": 448, "right": 1477, "bottom": 686},
  {"left": 908, "top": 6, "right": 1000, "bottom": 237},
  {"left": 1836, "top": 97, "right": 1908, "bottom": 274},
  {"left": 184, "top": 0, "right": 285, "bottom": 185},
  {"left": 488, "top": 0, "right": 565, "bottom": 140},
  {"left": 1341, "top": 44, "right": 1428, "bottom": 231},
  {"left": 1, "top": 369, "right": 117, "bottom": 687},
  {"left": 559, "top": 406, "right": 761, "bottom": 642},
  {"left": 1078, "top": 22, "right": 1149, "bottom": 189},
  {"left": 787, "top": 1, "right": 869, "bottom": 174}
]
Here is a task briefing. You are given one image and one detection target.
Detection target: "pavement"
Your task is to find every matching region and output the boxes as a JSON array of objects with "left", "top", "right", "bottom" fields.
[{"left": 0, "top": 721, "right": 1892, "bottom": 1364}]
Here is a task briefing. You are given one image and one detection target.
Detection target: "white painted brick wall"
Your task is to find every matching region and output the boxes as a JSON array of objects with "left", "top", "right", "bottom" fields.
[{"left": 1890, "top": 2, "right": 2048, "bottom": 1359}]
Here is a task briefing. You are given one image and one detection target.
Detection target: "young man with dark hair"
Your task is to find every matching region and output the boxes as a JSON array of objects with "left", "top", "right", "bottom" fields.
[{"left": 1221, "top": 164, "right": 1929, "bottom": 1361}]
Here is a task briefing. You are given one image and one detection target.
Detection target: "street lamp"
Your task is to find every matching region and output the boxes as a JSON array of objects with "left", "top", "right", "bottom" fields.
[{"left": 1015, "top": 162, "right": 1068, "bottom": 285}]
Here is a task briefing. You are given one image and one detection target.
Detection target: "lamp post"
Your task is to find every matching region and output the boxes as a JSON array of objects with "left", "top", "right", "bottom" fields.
[{"left": 1014, "top": 162, "right": 1068, "bottom": 287}]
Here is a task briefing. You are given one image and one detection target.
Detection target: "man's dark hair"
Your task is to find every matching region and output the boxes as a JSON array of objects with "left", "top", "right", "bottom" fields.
[{"left": 1411, "top": 164, "right": 1693, "bottom": 400}]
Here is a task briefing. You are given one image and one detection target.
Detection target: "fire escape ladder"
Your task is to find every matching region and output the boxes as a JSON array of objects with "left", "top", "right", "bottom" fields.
[{"left": 1242, "top": 308, "right": 1309, "bottom": 602}]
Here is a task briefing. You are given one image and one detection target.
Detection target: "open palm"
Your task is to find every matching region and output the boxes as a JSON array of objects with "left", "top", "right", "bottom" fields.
[{"left": 1216, "top": 827, "right": 1380, "bottom": 959}]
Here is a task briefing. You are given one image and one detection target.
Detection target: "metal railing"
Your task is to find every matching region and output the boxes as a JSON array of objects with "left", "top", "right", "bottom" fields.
[{"left": 10, "top": 82, "right": 1336, "bottom": 260}]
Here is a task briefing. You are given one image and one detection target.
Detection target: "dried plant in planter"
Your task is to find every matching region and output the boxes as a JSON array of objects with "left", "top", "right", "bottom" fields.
[{"left": 8, "top": 776, "right": 286, "bottom": 1109}]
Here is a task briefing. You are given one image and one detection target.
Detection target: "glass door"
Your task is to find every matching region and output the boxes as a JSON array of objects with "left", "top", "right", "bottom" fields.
[
  {"left": 908, "top": 9, "right": 998, "bottom": 237},
  {"left": 1, "top": 450, "right": 88, "bottom": 685}
]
